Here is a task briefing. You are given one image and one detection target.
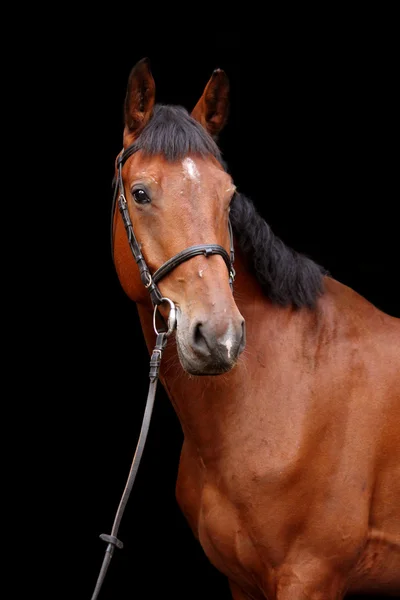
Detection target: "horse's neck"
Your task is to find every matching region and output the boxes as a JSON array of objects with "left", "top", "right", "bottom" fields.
[{"left": 135, "top": 249, "right": 392, "bottom": 468}]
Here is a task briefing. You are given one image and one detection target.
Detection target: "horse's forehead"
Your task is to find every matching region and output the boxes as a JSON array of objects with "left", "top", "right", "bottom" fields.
[{"left": 128, "top": 153, "right": 229, "bottom": 188}]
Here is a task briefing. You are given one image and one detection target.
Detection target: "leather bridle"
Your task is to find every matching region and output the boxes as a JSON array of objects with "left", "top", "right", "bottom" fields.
[{"left": 91, "top": 145, "right": 236, "bottom": 599}]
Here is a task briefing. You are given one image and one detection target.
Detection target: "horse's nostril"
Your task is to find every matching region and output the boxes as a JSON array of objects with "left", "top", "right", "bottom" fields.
[
  {"left": 191, "top": 318, "right": 245, "bottom": 360},
  {"left": 239, "top": 319, "right": 246, "bottom": 353},
  {"left": 193, "top": 322, "right": 208, "bottom": 351}
]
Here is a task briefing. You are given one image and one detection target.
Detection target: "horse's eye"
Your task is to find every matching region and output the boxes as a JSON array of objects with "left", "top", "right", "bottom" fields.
[{"left": 132, "top": 189, "right": 150, "bottom": 204}]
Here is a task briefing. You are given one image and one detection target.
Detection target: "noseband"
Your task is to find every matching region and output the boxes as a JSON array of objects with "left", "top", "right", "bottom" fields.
[
  {"left": 111, "top": 144, "right": 236, "bottom": 306},
  {"left": 91, "top": 147, "right": 237, "bottom": 599}
]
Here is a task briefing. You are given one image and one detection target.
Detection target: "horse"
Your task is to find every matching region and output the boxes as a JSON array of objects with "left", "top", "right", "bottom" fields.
[{"left": 110, "top": 57, "right": 400, "bottom": 599}]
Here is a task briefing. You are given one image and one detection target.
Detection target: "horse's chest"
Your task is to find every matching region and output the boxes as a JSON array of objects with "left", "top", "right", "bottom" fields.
[{"left": 196, "top": 483, "right": 262, "bottom": 589}]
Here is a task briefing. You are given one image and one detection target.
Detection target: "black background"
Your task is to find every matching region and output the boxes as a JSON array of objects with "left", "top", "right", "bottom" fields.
[{"left": 44, "top": 21, "right": 399, "bottom": 600}]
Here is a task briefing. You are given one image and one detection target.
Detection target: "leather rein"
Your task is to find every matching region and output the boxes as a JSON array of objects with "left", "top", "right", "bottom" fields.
[{"left": 91, "top": 145, "right": 235, "bottom": 599}]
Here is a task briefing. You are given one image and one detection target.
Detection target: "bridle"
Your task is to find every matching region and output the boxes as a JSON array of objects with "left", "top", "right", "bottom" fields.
[{"left": 91, "top": 145, "right": 236, "bottom": 599}]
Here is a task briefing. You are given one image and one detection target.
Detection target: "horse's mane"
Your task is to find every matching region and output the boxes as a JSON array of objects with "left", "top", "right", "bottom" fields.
[
  {"left": 127, "top": 104, "right": 222, "bottom": 162},
  {"left": 230, "top": 193, "right": 326, "bottom": 308},
  {"left": 129, "top": 104, "right": 326, "bottom": 308}
]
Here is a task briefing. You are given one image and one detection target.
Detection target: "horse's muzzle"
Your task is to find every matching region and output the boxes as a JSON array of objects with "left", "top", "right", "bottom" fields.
[{"left": 177, "top": 314, "right": 246, "bottom": 375}]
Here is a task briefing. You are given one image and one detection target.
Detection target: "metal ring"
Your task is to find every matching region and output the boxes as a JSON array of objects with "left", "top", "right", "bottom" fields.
[{"left": 153, "top": 297, "right": 176, "bottom": 337}]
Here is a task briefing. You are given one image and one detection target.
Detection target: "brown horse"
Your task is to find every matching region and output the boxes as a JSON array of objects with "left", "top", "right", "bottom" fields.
[{"left": 111, "top": 58, "right": 400, "bottom": 599}]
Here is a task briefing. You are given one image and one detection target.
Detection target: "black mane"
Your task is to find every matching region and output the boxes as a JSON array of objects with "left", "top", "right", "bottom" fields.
[
  {"left": 128, "top": 104, "right": 222, "bottom": 162},
  {"left": 130, "top": 104, "right": 326, "bottom": 308},
  {"left": 230, "top": 193, "right": 326, "bottom": 308}
]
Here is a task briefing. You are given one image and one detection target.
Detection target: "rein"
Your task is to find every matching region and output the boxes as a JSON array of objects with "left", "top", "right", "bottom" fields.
[{"left": 91, "top": 145, "right": 235, "bottom": 599}]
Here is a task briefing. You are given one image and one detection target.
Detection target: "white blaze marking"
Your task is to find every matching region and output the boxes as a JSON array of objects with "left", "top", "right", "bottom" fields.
[
  {"left": 182, "top": 158, "right": 200, "bottom": 182},
  {"left": 222, "top": 322, "right": 235, "bottom": 358},
  {"left": 225, "top": 337, "right": 233, "bottom": 358}
]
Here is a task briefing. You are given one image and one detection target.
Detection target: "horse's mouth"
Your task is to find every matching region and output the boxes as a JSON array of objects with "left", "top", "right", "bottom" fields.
[{"left": 176, "top": 342, "right": 239, "bottom": 376}]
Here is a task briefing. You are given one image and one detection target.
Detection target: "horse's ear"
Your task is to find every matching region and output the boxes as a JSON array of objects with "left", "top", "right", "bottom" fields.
[
  {"left": 123, "top": 58, "right": 155, "bottom": 145},
  {"left": 191, "top": 69, "right": 229, "bottom": 139}
]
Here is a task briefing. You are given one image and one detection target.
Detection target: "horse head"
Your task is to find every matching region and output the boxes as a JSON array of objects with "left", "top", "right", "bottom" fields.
[{"left": 112, "top": 58, "right": 246, "bottom": 375}]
